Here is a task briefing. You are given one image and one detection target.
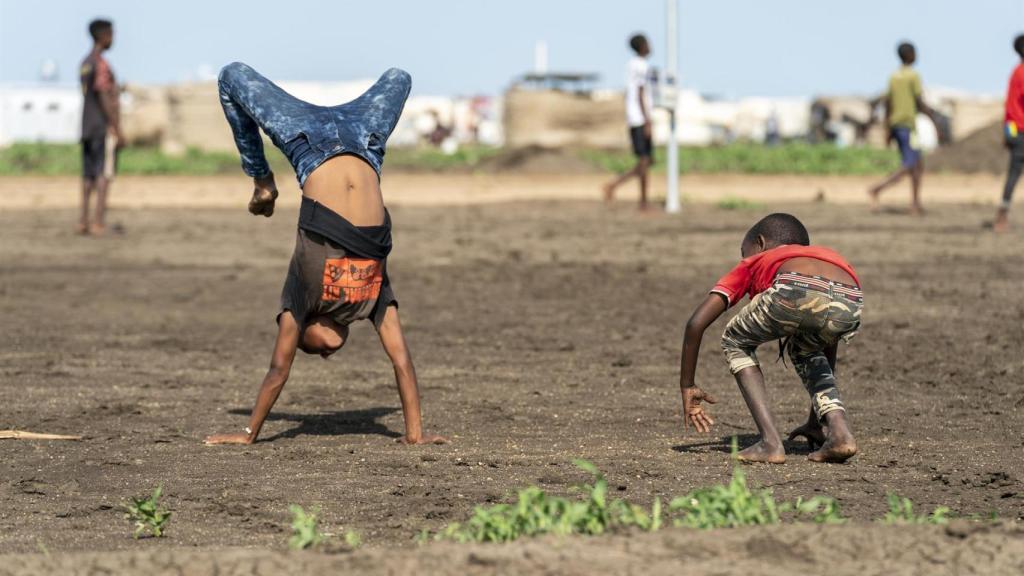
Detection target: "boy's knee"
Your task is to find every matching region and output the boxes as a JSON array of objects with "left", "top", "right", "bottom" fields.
[
  {"left": 721, "top": 333, "right": 759, "bottom": 374},
  {"left": 380, "top": 68, "right": 412, "bottom": 96}
]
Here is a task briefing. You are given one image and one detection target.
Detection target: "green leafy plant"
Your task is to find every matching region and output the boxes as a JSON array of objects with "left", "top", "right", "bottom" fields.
[
  {"left": 289, "top": 505, "right": 326, "bottom": 550},
  {"left": 668, "top": 444, "right": 781, "bottom": 529},
  {"left": 422, "top": 440, "right": 853, "bottom": 544},
  {"left": 881, "top": 493, "right": 950, "bottom": 525},
  {"left": 344, "top": 529, "right": 363, "bottom": 548},
  {"left": 428, "top": 459, "right": 662, "bottom": 543},
  {"left": 124, "top": 486, "right": 171, "bottom": 538},
  {"left": 786, "top": 496, "right": 846, "bottom": 524}
]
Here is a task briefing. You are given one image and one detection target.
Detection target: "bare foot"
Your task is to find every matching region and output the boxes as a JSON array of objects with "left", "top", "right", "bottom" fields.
[
  {"left": 602, "top": 183, "right": 615, "bottom": 204},
  {"left": 204, "top": 432, "right": 253, "bottom": 445},
  {"left": 808, "top": 413, "right": 857, "bottom": 463},
  {"left": 88, "top": 224, "right": 106, "bottom": 236},
  {"left": 993, "top": 211, "right": 1010, "bottom": 233},
  {"left": 787, "top": 421, "right": 826, "bottom": 450},
  {"left": 867, "top": 187, "right": 881, "bottom": 213},
  {"left": 909, "top": 204, "right": 926, "bottom": 217},
  {"left": 737, "top": 440, "right": 785, "bottom": 464},
  {"left": 75, "top": 223, "right": 89, "bottom": 235},
  {"left": 396, "top": 434, "right": 448, "bottom": 445},
  {"left": 807, "top": 438, "right": 857, "bottom": 463}
]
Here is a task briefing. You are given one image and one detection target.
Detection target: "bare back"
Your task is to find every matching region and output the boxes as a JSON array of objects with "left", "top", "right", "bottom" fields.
[
  {"left": 302, "top": 155, "right": 385, "bottom": 226},
  {"left": 777, "top": 257, "right": 857, "bottom": 285}
]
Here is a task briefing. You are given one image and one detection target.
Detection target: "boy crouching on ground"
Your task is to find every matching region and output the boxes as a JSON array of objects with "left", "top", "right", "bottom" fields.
[{"left": 678, "top": 213, "right": 862, "bottom": 463}]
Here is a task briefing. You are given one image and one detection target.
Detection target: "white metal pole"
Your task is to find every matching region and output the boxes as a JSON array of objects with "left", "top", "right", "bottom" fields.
[{"left": 664, "top": 0, "right": 681, "bottom": 213}]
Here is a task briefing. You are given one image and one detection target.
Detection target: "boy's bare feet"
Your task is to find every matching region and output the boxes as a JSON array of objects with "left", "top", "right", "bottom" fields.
[
  {"left": 602, "top": 183, "right": 615, "bottom": 204},
  {"left": 88, "top": 223, "right": 107, "bottom": 236},
  {"left": 787, "top": 420, "right": 826, "bottom": 450},
  {"left": 993, "top": 209, "right": 1010, "bottom": 233},
  {"left": 204, "top": 432, "right": 253, "bottom": 445},
  {"left": 909, "top": 204, "right": 926, "bottom": 217},
  {"left": 868, "top": 187, "right": 881, "bottom": 212},
  {"left": 396, "top": 433, "right": 448, "bottom": 445},
  {"left": 807, "top": 411, "right": 857, "bottom": 463},
  {"left": 75, "top": 222, "right": 89, "bottom": 235},
  {"left": 249, "top": 173, "right": 278, "bottom": 217},
  {"left": 737, "top": 439, "right": 786, "bottom": 464}
]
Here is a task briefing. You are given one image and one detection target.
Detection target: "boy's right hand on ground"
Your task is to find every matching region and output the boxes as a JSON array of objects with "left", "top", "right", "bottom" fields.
[
  {"left": 249, "top": 174, "right": 278, "bottom": 217},
  {"left": 682, "top": 386, "right": 717, "bottom": 433}
]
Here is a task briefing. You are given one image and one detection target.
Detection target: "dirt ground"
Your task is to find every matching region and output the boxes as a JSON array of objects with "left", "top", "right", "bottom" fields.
[{"left": 1, "top": 174, "right": 1023, "bottom": 573}]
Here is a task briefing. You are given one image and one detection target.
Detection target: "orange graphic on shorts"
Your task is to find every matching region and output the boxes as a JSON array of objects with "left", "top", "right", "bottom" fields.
[{"left": 322, "top": 258, "right": 383, "bottom": 303}]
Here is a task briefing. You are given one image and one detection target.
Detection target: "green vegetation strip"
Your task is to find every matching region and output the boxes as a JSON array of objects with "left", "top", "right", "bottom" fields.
[
  {"left": 0, "top": 142, "right": 898, "bottom": 176},
  {"left": 419, "top": 441, "right": 954, "bottom": 544}
]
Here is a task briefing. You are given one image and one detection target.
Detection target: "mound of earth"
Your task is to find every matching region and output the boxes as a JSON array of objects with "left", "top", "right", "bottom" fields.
[
  {"left": 474, "top": 145, "right": 602, "bottom": 175},
  {"left": 928, "top": 121, "right": 1006, "bottom": 174},
  {"left": 1, "top": 522, "right": 1021, "bottom": 576}
]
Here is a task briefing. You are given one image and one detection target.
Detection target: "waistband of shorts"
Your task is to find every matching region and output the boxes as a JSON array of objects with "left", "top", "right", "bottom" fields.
[
  {"left": 773, "top": 272, "right": 863, "bottom": 300},
  {"left": 298, "top": 197, "right": 392, "bottom": 261}
]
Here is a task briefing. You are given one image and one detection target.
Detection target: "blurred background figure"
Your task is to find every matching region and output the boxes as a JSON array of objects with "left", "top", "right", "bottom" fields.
[
  {"left": 994, "top": 34, "right": 1024, "bottom": 233},
  {"left": 867, "top": 41, "right": 940, "bottom": 216},
  {"left": 78, "top": 17, "right": 121, "bottom": 235},
  {"left": 603, "top": 33, "right": 655, "bottom": 211}
]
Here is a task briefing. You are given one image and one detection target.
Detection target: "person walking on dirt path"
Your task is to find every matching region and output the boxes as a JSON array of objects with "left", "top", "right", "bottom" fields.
[
  {"left": 867, "top": 42, "right": 940, "bottom": 216},
  {"left": 678, "top": 213, "right": 862, "bottom": 464},
  {"left": 603, "top": 33, "right": 655, "bottom": 211},
  {"left": 993, "top": 34, "right": 1024, "bottom": 233},
  {"left": 204, "top": 63, "right": 446, "bottom": 446},
  {"left": 78, "top": 18, "right": 122, "bottom": 236}
]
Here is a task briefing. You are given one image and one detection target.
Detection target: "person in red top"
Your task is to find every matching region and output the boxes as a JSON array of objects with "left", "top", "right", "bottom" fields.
[
  {"left": 678, "top": 213, "right": 863, "bottom": 464},
  {"left": 994, "top": 34, "right": 1024, "bottom": 233}
]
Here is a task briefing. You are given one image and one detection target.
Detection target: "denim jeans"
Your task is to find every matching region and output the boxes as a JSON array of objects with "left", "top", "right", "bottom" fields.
[{"left": 217, "top": 62, "right": 411, "bottom": 186}]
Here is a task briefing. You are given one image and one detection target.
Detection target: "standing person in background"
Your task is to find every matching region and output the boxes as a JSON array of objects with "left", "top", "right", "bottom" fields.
[
  {"left": 603, "top": 33, "right": 655, "bottom": 211},
  {"left": 867, "top": 42, "right": 939, "bottom": 216},
  {"left": 993, "top": 34, "right": 1024, "bottom": 233},
  {"left": 78, "top": 18, "right": 122, "bottom": 236}
]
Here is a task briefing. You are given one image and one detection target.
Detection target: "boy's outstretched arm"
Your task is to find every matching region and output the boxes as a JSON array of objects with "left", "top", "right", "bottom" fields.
[
  {"left": 204, "top": 312, "right": 300, "bottom": 445},
  {"left": 679, "top": 294, "right": 728, "bottom": 433},
  {"left": 376, "top": 305, "right": 447, "bottom": 445}
]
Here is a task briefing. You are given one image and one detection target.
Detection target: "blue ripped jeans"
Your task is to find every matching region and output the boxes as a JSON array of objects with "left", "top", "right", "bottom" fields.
[{"left": 217, "top": 62, "right": 411, "bottom": 187}]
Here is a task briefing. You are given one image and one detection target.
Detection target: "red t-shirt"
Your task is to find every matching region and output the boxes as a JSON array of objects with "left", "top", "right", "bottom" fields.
[
  {"left": 711, "top": 245, "right": 860, "bottom": 308},
  {"left": 1005, "top": 64, "right": 1024, "bottom": 127}
]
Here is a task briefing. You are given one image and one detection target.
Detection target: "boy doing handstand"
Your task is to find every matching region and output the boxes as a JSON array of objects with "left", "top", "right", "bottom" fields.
[
  {"left": 678, "top": 214, "right": 862, "bottom": 463},
  {"left": 204, "top": 63, "right": 444, "bottom": 446}
]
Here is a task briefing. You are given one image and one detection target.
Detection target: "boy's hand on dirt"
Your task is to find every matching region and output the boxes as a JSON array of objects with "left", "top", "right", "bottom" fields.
[
  {"left": 396, "top": 434, "right": 448, "bottom": 445},
  {"left": 249, "top": 175, "right": 278, "bottom": 217},
  {"left": 682, "top": 387, "right": 717, "bottom": 433},
  {"left": 203, "top": 432, "right": 253, "bottom": 445}
]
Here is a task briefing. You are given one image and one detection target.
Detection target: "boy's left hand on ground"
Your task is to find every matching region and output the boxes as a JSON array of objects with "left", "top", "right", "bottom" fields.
[
  {"left": 396, "top": 433, "right": 448, "bottom": 445},
  {"left": 203, "top": 432, "right": 253, "bottom": 445},
  {"left": 682, "top": 386, "right": 717, "bottom": 433}
]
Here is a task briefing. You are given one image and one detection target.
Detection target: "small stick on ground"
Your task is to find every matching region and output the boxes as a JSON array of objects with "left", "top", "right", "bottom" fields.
[{"left": 0, "top": 430, "right": 82, "bottom": 441}]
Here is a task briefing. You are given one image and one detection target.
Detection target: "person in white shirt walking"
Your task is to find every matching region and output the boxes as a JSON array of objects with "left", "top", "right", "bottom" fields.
[{"left": 603, "top": 33, "right": 655, "bottom": 211}]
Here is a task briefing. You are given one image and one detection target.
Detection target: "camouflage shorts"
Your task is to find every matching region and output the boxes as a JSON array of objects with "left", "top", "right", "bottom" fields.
[{"left": 721, "top": 272, "right": 863, "bottom": 421}]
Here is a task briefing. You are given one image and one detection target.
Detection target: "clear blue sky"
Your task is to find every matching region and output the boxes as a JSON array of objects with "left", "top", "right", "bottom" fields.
[{"left": 1, "top": 0, "right": 1022, "bottom": 97}]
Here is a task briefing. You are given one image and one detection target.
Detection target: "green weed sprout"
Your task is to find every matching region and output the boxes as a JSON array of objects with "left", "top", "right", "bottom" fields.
[
  {"left": 124, "top": 486, "right": 171, "bottom": 539},
  {"left": 344, "top": 530, "right": 363, "bottom": 548},
  {"left": 289, "top": 505, "right": 325, "bottom": 550},
  {"left": 431, "top": 460, "right": 662, "bottom": 543},
  {"left": 881, "top": 493, "right": 950, "bottom": 525}
]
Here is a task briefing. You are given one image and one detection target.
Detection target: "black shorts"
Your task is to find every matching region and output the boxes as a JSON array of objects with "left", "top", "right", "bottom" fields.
[
  {"left": 629, "top": 126, "right": 653, "bottom": 159},
  {"left": 82, "top": 133, "right": 117, "bottom": 179}
]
